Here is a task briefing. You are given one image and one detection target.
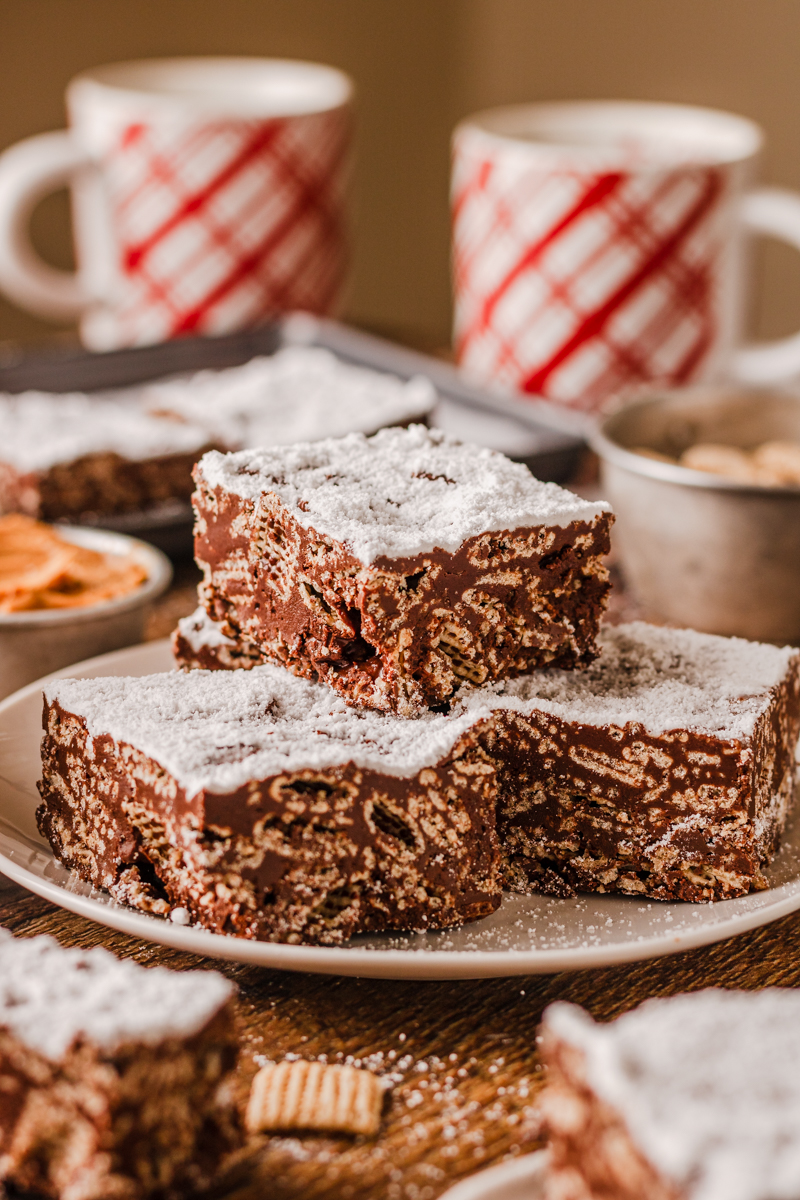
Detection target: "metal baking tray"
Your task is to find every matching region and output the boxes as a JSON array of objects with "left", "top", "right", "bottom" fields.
[{"left": 0, "top": 315, "right": 586, "bottom": 558}]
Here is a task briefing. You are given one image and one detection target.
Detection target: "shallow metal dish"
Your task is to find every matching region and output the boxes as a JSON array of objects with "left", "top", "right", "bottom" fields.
[{"left": 590, "top": 385, "right": 800, "bottom": 642}]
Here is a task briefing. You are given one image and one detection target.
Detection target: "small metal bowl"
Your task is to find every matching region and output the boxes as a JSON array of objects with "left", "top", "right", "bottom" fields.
[
  {"left": 589, "top": 385, "right": 800, "bottom": 643},
  {"left": 0, "top": 526, "right": 172, "bottom": 700}
]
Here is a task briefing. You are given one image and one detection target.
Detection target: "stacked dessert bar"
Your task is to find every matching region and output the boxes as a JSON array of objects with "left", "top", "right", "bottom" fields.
[
  {"left": 190, "top": 424, "right": 612, "bottom": 713},
  {"left": 37, "top": 425, "right": 800, "bottom": 943}
]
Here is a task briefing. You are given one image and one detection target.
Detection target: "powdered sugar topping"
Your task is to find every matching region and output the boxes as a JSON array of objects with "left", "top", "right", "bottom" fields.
[
  {"left": 198, "top": 425, "right": 610, "bottom": 564},
  {"left": 545, "top": 990, "right": 800, "bottom": 1200},
  {"left": 490, "top": 622, "right": 798, "bottom": 740},
  {"left": 0, "top": 348, "right": 435, "bottom": 475},
  {"left": 176, "top": 607, "right": 239, "bottom": 653},
  {"left": 0, "top": 927, "right": 233, "bottom": 1060},
  {"left": 141, "top": 346, "right": 435, "bottom": 444},
  {"left": 0, "top": 391, "right": 211, "bottom": 474},
  {"left": 45, "top": 664, "right": 493, "bottom": 796}
]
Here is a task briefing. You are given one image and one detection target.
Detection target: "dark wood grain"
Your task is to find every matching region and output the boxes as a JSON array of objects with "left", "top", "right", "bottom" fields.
[{"left": 3, "top": 569, "right": 797, "bottom": 1200}]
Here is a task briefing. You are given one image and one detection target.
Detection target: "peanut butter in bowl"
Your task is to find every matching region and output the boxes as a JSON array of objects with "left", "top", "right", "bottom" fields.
[{"left": 0, "top": 515, "right": 148, "bottom": 613}]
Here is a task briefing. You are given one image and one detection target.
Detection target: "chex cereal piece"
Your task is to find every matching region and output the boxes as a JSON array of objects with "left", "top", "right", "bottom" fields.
[
  {"left": 37, "top": 662, "right": 501, "bottom": 944},
  {"left": 192, "top": 424, "right": 612, "bottom": 716},
  {"left": 538, "top": 989, "right": 800, "bottom": 1200},
  {"left": 0, "top": 928, "right": 239, "bottom": 1199},
  {"left": 246, "top": 1061, "right": 384, "bottom": 1136},
  {"left": 486, "top": 621, "right": 800, "bottom": 901}
]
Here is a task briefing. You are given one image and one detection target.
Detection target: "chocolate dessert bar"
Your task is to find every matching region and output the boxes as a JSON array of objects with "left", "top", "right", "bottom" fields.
[
  {"left": 172, "top": 616, "right": 799, "bottom": 902},
  {"left": 0, "top": 348, "right": 434, "bottom": 521},
  {"left": 0, "top": 928, "right": 239, "bottom": 1199},
  {"left": 37, "top": 664, "right": 500, "bottom": 944},
  {"left": 0, "top": 391, "right": 216, "bottom": 520},
  {"left": 538, "top": 990, "right": 800, "bottom": 1200},
  {"left": 487, "top": 622, "right": 800, "bottom": 901},
  {"left": 193, "top": 425, "right": 612, "bottom": 716}
]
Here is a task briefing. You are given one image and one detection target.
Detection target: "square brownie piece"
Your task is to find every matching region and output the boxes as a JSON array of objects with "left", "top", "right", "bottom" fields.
[
  {"left": 485, "top": 621, "right": 800, "bottom": 902},
  {"left": 0, "top": 929, "right": 239, "bottom": 1199},
  {"left": 37, "top": 664, "right": 500, "bottom": 945},
  {"left": 538, "top": 990, "right": 800, "bottom": 1200},
  {"left": 193, "top": 425, "right": 612, "bottom": 716}
]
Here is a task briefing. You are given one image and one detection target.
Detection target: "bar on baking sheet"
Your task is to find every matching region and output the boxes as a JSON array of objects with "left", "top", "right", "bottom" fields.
[
  {"left": 0, "top": 348, "right": 434, "bottom": 522},
  {"left": 192, "top": 425, "right": 613, "bottom": 716}
]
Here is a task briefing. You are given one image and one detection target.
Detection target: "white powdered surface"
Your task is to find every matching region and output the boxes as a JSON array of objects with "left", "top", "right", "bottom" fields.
[
  {"left": 141, "top": 346, "right": 435, "bottom": 444},
  {"left": 489, "top": 621, "right": 797, "bottom": 741},
  {"left": 545, "top": 991, "right": 800, "bottom": 1200},
  {"left": 45, "top": 664, "right": 493, "bottom": 796},
  {"left": 0, "top": 348, "right": 435, "bottom": 475},
  {"left": 198, "top": 425, "right": 609, "bottom": 564},
  {"left": 0, "top": 391, "right": 211, "bottom": 473},
  {"left": 0, "top": 926, "right": 232, "bottom": 1061},
  {"left": 177, "top": 607, "right": 239, "bottom": 652}
]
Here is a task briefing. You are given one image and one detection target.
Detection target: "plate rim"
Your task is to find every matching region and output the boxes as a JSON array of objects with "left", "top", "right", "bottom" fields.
[
  {"left": 436, "top": 1149, "right": 548, "bottom": 1200},
  {"left": 3, "top": 640, "right": 800, "bottom": 979}
]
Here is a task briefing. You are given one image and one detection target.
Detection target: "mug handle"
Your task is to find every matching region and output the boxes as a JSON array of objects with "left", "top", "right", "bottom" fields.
[
  {"left": 732, "top": 187, "right": 800, "bottom": 385},
  {"left": 0, "top": 130, "right": 93, "bottom": 321}
]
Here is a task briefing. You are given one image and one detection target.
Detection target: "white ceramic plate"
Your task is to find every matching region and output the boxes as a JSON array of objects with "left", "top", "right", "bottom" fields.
[
  {"left": 438, "top": 1151, "right": 547, "bottom": 1200},
  {"left": 3, "top": 641, "right": 800, "bottom": 979}
]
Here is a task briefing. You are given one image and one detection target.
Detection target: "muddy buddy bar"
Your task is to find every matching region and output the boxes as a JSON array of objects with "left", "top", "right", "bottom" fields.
[
  {"left": 191, "top": 425, "right": 613, "bottom": 717},
  {"left": 487, "top": 622, "right": 800, "bottom": 903},
  {"left": 0, "top": 348, "right": 434, "bottom": 521},
  {"left": 0, "top": 929, "right": 239, "bottom": 1198},
  {"left": 538, "top": 988, "right": 800, "bottom": 1200},
  {"left": 37, "top": 624, "right": 800, "bottom": 943},
  {"left": 38, "top": 663, "right": 502, "bottom": 944}
]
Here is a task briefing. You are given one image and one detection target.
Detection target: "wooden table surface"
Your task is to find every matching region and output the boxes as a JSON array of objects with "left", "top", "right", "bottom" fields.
[{"left": 4, "top": 555, "right": 800, "bottom": 1200}]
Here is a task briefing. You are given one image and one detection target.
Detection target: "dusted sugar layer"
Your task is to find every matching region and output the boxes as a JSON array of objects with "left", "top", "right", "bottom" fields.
[
  {"left": 539, "top": 991, "right": 800, "bottom": 1200},
  {"left": 173, "top": 606, "right": 266, "bottom": 672},
  {"left": 486, "top": 623, "right": 800, "bottom": 901},
  {"left": 0, "top": 929, "right": 239, "bottom": 1199},
  {"left": 0, "top": 927, "right": 232, "bottom": 1060},
  {"left": 198, "top": 424, "right": 609, "bottom": 564},
  {"left": 140, "top": 346, "right": 435, "bottom": 447},
  {"left": 194, "top": 426, "right": 613, "bottom": 716},
  {"left": 37, "top": 666, "right": 500, "bottom": 944},
  {"left": 0, "top": 347, "right": 435, "bottom": 521}
]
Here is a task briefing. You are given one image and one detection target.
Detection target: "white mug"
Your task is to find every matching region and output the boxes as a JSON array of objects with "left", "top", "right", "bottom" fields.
[
  {"left": 452, "top": 101, "right": 800, "bottom": 410},
  {"left": 0, "top": 57, "right": 353, "bottom": 350}
]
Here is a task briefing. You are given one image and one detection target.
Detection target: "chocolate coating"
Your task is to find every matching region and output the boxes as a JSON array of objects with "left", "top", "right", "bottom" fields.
[
  {"left": 37, "top": 699, "right": 501, "bottom": 945},
  {"left": 489, "top": 659, "right": 800, "bottom": 901},
  {"left": 192, "top": 474, "right": 612, "bottom": 716}
]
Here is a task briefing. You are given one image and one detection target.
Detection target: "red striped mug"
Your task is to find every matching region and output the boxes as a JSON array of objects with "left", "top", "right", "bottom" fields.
[
  {"left": 0, "top": 58, "right": 352, "bottom": 349},
  {"left": 452, "top": 101, "right": 800, "bottom": 412}
]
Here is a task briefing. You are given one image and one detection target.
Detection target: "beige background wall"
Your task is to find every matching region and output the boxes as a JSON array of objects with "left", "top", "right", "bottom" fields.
[{"left": 1, "top": 0, "right": 799, "bottom": 350}]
